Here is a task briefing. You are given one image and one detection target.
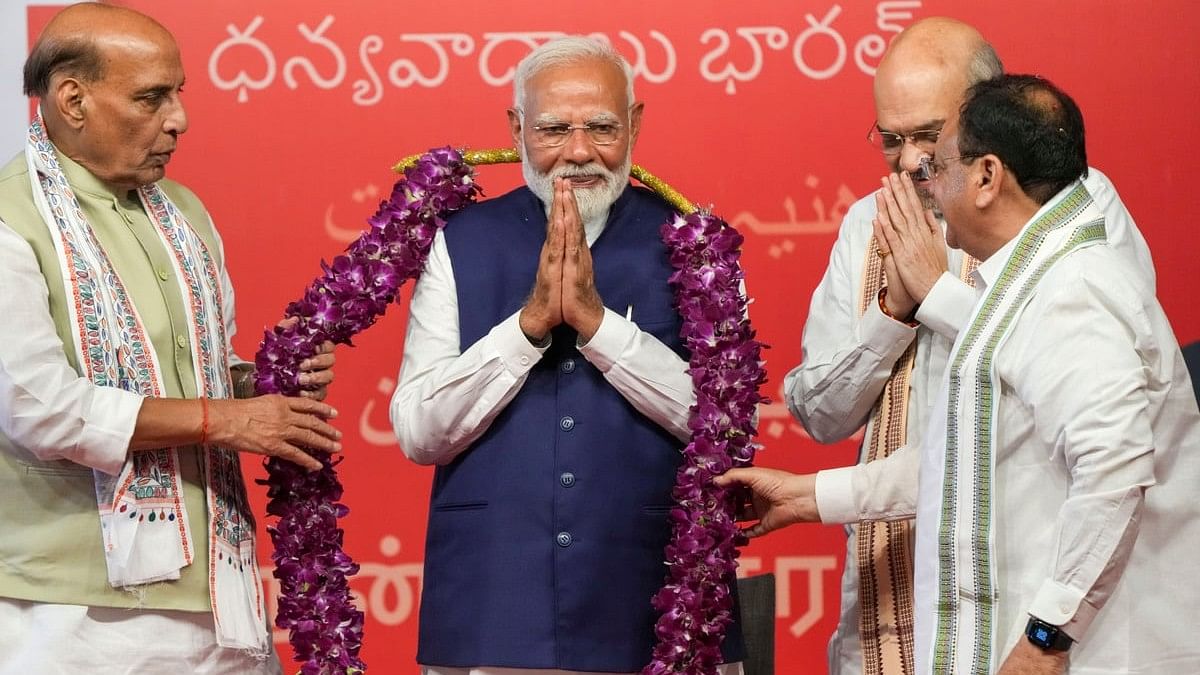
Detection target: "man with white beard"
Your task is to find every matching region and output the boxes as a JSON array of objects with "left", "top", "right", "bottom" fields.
[{"left": 390, "top": 37, "right": 746, "bottom": 675}]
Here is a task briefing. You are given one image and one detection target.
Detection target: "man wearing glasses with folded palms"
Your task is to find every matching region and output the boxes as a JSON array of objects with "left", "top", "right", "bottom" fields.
[
  {"left": 783, "top": 16, "right": 1154, "bottom": 675},
  {"left": 390, "top": 36, "right": 745, "bottom": 675}
]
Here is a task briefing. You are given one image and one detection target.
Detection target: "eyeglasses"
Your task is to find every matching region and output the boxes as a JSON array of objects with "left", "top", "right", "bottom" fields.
[
  {"left": 867, "top": 123, "right": 941, "bottom": 156},
  {"left": 915, "top": 154, "right": 982, "bottom": 181},
  {"left": 529, "top": 121, "right": 624, "bottom": 147}
]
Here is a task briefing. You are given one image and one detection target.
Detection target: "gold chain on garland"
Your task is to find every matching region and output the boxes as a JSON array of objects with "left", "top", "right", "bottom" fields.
[{"left": 393, "top": 148, "right": 697, "bottom": 215}]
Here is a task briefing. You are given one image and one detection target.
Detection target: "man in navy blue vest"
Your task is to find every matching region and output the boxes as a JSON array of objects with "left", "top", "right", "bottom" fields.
[{"left": 390, "top": 36, "right": 746, "bottom": 675}]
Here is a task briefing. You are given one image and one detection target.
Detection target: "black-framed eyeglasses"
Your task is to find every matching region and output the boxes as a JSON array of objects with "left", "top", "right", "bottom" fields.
[
  {"left": 867, "top": 123, "right": 941, "bottom": 156},
  {"left": 915, "top": 154, "right": 982, "bottom": 181}
]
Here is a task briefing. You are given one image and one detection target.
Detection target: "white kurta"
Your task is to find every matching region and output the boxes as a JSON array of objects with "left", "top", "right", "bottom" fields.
[
  {"left": 816, "top": 188, "right": 1200, "bottom": 673},
  {"left": 786, "top": 168, "right": 1155, "bottom": 674}
]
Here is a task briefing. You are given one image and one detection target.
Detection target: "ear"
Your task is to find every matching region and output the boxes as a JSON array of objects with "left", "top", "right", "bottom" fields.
[
  {"left": 973, "top": 155, "right": 1004, "bottom": 210},
  {"left": 52, "top": 76, "right": 87, "bottom": 130},
  {"left": 627, "top": 100, "right": 644, "bottom": 148},
  {"left": 506, "top": 108, "right": 523, "bottom": 157}
]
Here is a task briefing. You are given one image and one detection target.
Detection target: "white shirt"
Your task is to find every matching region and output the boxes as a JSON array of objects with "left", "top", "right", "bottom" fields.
[
  {"left": 0, "top": 217, "right": 242, "bottom": 475},
  {"left": 390, "top": 214, "right": 744, "bottom": 675},
  {"left": 815, "top": 193, "right": 1200, "bottom": 673},
  {"left": 786, "top": 168, "right": 1155, "bottom": 675}
]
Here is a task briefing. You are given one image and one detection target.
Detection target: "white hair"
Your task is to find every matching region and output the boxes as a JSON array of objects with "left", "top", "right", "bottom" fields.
[{"left": 512, "top": 36, "right": 635, "bottom": 111}]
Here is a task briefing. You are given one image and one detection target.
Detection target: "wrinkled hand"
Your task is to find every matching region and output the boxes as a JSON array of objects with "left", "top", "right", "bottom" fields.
[
  {"left": 519, "top": 187, "right": 567, "bottom": 341},
  {"left": 557, "top": 178, "right": 604, "bottom": 342},
  {"left": 873, "top": 172, "right": 948, "bottom": 318},
  {"left": 298, "top": 340, "right": 335, "bottom": 400},
  {"left": 996, "top": 638, "right": 1068, "bottom": 675},
  {"left": 208, "top": 395, "right": 341, "bottom": 472},
  {"left": 713, "top": 466, "right": 820, "bottom": 538}
]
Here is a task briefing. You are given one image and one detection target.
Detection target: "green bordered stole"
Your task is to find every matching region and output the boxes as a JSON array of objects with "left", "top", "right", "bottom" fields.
[{"left": 932, "top": 181, "right": 1105, "bottom": 673}]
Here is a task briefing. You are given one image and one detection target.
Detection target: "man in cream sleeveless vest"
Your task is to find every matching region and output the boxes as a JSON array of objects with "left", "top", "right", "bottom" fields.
[{"left": 0, "top": 4, "right": 344, "bottom": 673}]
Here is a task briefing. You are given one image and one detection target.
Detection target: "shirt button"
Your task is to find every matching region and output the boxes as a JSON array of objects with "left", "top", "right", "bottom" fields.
[
  {"left": 560, "top": 359, "right": 576, "bottom": 374},
  {"left": 157, "top": 267, "right": 169, "bottom": 281},
  {"left": 560, "top": 472, "right": 575, "bottom": 487},
  {"left": 559, "top": 416, "right": 575, "bottom": 431},
  {"left": 519, "top": 355, "right": 530, "bottom": 366},
  {"left": 556, "top": 531, "right": 572, "bottom": 547},
  {"left": 175, "top": 335, "right": 188, "bottom": 349}
]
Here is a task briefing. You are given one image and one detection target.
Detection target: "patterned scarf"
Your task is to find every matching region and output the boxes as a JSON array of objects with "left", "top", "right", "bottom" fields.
[
  {"left": 931, "top": 182, "right": 1103, "bottom": 673},
  {"left": 856, "top": 230, "right": 977, "bottom": 675},
  {"left": 25, "top": 115, "right": 267, "bottom": 653}
]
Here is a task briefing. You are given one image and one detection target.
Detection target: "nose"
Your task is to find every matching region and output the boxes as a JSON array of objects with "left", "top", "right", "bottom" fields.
[
  {"left": 898, "top": 142, "right": 927, "bottom": 174},
  {"left": 164, "top": 98, "right": 188, "bottom": 137},
  {"left": 562, "top": 127, "right": 597, "bottom": 164}
]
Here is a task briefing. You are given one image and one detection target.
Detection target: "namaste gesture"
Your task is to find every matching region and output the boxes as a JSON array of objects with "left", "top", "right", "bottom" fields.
[
  {"left": 519, "top": 177, "right": 606, "bottom": 343},
  {"left": 872, "top": 171, "right": 948, "bottom": 319}
]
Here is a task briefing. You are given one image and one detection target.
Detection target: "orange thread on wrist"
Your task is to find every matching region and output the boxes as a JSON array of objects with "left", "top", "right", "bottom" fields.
[
  {"left": 200, "top": 397, "right": 210, "bottom": 446},
  {"left": 878, "top": 287, "right": 919, "bottom": 327}
]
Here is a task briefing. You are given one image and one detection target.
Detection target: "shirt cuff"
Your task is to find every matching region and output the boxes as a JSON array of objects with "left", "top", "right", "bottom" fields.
[
  {"left": 78, "top": 388, "right": 144, "bottom": 476},
  {"left": 578, "top": 307, "right": 636, "bottom": 373},
  {"left": 815, "top": 466, "right": 860, "bottom": 524},
  {"left": 493, "top": 312, "right": 549, "bottom": 375},
  {"left": 1027, "top": 578, "right": 1101, "bottom": 641},
  {"left": 859, "top": 295, "right": 917, "bottom": 361},
  {"left": 915, "top": 272, "right": 976, "bottom": 340}
]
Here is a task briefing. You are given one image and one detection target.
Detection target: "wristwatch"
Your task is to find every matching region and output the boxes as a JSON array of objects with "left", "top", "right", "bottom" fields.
[{"left": 1025, "top": 616, "right": 1073, "bottom": 651}]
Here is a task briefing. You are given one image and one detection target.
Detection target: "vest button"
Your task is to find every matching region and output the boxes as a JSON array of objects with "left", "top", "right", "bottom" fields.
[
  {"left": 556, "top": 531, "right": 572, "bottom": 547},
  {"left": 560, "top": 472, "right": 576, "bottom": 487},
  {"left": 175, "top": 335, "right": 188, "bottom": 349},
  {"left": 157, "top": 267, "right": 169, "bottom": 281},
  {"left": 560, "top": 358, "right": 576, "bottom": 374},
  {"left": 559, "top": 416, "right": 575, "bottom": 431}
]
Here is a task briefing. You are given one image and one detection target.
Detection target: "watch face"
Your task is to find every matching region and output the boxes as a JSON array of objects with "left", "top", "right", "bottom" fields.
[{"left": 1026, "top": 618, "right": 1070, "bottom": 650}]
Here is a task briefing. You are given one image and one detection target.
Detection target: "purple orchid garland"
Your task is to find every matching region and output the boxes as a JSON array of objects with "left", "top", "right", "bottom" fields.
[
  {"left": 254, "top": 147, "right": 479, "bottom": 674},
  {"left": 645, "top": 214, "right": 768, "bottom": 675},
  {"left": 254, "top": 147, "right": 764, "bottom": 674}
]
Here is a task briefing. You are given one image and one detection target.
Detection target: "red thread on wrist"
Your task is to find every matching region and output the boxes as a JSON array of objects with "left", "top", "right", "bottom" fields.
[{"left": 200, "top": 397, "right": 210, "bottom": 446}]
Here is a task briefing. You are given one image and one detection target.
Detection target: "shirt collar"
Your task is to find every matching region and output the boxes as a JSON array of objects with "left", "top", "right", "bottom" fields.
[
  {"left": 53, "top": 146, "right": 141, "bottom": 209},
  {"left": 970, "top": 180, "right": 1084, "bottom": 292}
]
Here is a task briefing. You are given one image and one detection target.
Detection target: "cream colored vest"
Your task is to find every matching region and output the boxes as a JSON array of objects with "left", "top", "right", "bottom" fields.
[{"left": 0, "top": 150, "right": 222, "bottom": 611}]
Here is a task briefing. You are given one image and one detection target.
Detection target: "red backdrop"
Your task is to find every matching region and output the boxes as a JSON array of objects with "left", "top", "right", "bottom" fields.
[{"left": 26, "top": 2, "right": 1200, "bottom": 672}]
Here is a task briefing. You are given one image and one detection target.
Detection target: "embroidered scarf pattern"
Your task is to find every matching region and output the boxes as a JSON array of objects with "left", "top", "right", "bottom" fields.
[
  {"left": 25, "top": 115, "right": 268, "bottom": 652},
  {"left": 856, "top": 234, "right": 978, "bottom": 675},
  {"left": 932, "top": 182, "right": 1104, "bottom": 673}
]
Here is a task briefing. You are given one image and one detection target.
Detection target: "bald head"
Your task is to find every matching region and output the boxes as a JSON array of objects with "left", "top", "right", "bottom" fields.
[
  {"left": 26, "top": 3, "right": 188, "bottom": 191},
  {"left": 871, "top": 17, "right": 1003, "bottom": 181},
  {"left": 24, "top": 3, "right": 175, "bottom": 98},
  {"left": 874, "top": 18, "right": 1001, "bottom": 109}
]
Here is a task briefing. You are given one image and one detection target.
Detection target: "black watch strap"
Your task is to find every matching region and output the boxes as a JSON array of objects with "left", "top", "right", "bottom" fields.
[{"left": 1025, "top": 616, "right": 1073, "bottom": 651}]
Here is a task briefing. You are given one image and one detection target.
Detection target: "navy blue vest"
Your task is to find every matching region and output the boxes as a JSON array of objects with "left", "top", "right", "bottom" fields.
[{"left": 418, "top": 185, "right": 746, "bottom": 670}]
